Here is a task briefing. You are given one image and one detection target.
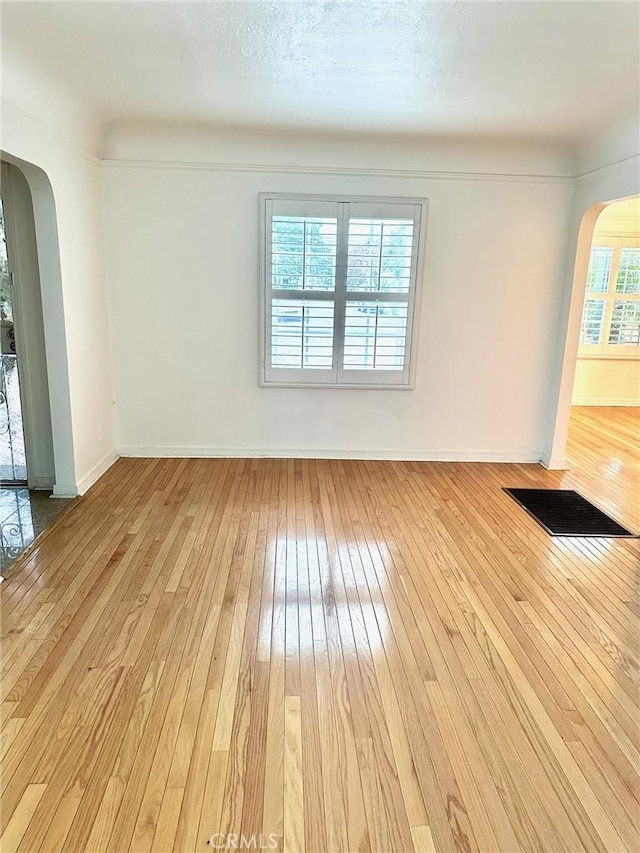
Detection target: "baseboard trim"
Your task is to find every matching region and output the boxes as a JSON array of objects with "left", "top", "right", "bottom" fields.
[
  {"left": 540, "top": 455, "right": 569, "bottom": 471},
  {"left": 52, "top": 483, "right": 79, "bottom": 498},
  {"left": 75, "top": 450, "right": 119, "bottom": 495},
  {"left": 118, "top": 445, "right": 543, "bottom": 463},
  {"left": 571, "top": 398, "right": 640, "bottom": 407},
  {"left": 30, "top": 476, "right": 55, "bottom": 490}
]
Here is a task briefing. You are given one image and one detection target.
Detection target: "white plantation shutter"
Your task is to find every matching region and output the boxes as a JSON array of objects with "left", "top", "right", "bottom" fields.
[
  {"left": 608, "top": 301, "right": 640, "bottom": 345},
  {"left": 343, "top": 301, "right": 409, "bottom": 370},
  {"left": 271, "top": 299, "right": 335, "bottom": 369},
  {"left": 579, "top": 299, "right": 606, "bottom": 345},
  {"left": 585, "top": 246, "right": 613, "bottom": 293},
  {"left": 579, "top": 237, "right": 640, "bottom": 357},
  {"left": 615, "top": 248, "right": 640, "bottom": 294},
  {"left": 261, "top": 195, "right": 426, "bottom": 387}
]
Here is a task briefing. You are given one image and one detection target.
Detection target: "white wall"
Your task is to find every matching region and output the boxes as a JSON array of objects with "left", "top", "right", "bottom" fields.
[
  {"left": 1, "top": 102, "right": 116, "bottom": 494},
  {"left": 103, "top": 128, "right": 573, "bottom": 460},
  {"left": 572, "top": 359, "right": 640, "bottom": 406},
  {"left": 104, "top": 123, "right": 574, "bottom": 178}
]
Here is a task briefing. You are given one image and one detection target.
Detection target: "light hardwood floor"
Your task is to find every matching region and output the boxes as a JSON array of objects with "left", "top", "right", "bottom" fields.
[
  {"left": 566, "top": 407, "right": 640, "bottom": 532},
  {"left": 1, "top": 408, "right": 638, "bottom": 852}
]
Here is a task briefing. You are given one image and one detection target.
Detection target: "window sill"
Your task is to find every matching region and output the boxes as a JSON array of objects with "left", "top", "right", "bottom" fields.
[
  {"left": 576, "top": 353, "right": 640, "bottom": 361},
  {"left": 259, "top": 380, "right": 414, "bottom": 390}
]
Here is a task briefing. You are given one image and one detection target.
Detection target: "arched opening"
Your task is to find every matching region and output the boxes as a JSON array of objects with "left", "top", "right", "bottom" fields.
[
  {"left": 2, "top": 162, "right": 53, "bottom": 487},
  {"left": 572, "top": 198, "right": 639, "bottom": 404},
  {"left": 548, "top": 194, "right": 639, "bottom": 491},
  {"left": 0, "top": 153, "right": 76, "bottom": 496}
]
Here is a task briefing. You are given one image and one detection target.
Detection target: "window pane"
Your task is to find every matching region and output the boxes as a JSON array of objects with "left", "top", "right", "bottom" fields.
[
  {"left": 579, "top": 299, "right": 605, "bottom": 344},
  {"left": 271, "top": 299, "right": 335, "bottom": 368},
  {"left": 586, "top": 246, "right": 613, "bottom": 293},
  {"left": 346, "top": 219, "right": 414, "bottom": 293},
  {"left": 271, "top": 216, "right": 337, "bottom": 291},
  {"left": 615, "top": 248, "right": 640, "bottom": 294},
  {"left": 608, "top": 300, "right": 640, "bottom": 345},
  {"left": 0, "top": 200, "right": 11, "bottom": 324},
  {"left": 344, "top": 301, "right": 408, "bottom": 370}
]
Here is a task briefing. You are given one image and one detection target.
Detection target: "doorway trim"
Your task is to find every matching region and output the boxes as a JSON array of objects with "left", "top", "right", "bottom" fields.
[
  {"left": 0, "top": 152, "right": 77, "bottom": 495},
  {"left": 1, "top": 162, "right": 53, "bottom": 488}
]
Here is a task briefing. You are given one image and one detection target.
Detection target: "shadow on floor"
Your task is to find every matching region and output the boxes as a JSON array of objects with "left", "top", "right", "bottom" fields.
[{"left": 0, "top": 488, "right": 74, "bottom": 573}]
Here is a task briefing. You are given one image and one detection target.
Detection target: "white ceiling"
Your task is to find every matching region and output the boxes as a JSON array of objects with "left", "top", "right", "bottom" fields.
[{"left": 2, "top": 0, "right": 639, "bottom": 141}]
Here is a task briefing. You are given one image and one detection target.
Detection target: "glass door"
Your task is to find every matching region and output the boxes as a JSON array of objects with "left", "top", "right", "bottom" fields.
[{"left": 0, "top": 193, "right": 28, "bottom": 485}]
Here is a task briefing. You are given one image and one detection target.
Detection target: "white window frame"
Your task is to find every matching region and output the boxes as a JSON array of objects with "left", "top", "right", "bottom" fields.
[
  {"left": 259, "top": 193, "right": 428, "bottom": 388},
  {"left": 579, "top": 235, "right": 640, "bottom": 359}
]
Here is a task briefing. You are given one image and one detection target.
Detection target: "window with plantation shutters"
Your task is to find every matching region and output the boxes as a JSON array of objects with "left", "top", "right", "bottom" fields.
[
  {"left": 260, "top": 194, "right": 427, "bottom": 387},
  {"left": 579, "top": 236, "right": 640, "bottom": 357}
]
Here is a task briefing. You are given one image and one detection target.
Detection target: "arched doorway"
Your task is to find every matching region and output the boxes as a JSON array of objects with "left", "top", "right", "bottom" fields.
[
  {"left": 1, "top": 162, "right": 54, "bottom": 487},
  {"left": 572, "top": 197, "right": 639, "bottom": 406},
  {"left": 546, "top": 194, "right": 639, "bottom": 474},
  {"left": 0, "top": 153, "right": 76, "bottom": 496},
  {"left": 0, "top": 155, "right": 79, "bottom": 573}
]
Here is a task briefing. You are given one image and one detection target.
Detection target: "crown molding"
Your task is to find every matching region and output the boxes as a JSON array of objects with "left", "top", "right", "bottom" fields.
[
  {"left": 574, "top": 152, "right": 640, "bottom": 180},
  {"left": 1, "top": 97, "right": 102, "bottom": 165},
  {"left": 100, "top": 157, "right": 574, "bottom": 184},
  {"left": 4, "top": 93, "right": 636, "bottom": 182},
  {"left": 1, "top": 96, "right": 587, "bottom": 182}
]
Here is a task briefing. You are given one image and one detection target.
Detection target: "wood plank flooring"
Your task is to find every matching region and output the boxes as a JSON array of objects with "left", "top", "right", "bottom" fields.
[
  {"left": 566, "top": 406, "right": 640, "bottom": 532},
  {"left": 1, "top": 408, "right": 638, "bottom": 852}
]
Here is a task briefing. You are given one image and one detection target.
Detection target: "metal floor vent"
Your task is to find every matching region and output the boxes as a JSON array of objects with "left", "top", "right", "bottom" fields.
[{"left": 504, "top": 488, "right": 635, "bottom": 538}]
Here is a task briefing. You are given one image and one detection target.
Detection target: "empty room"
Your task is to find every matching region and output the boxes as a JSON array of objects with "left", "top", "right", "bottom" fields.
[{"left": 1, "top": 2, "right": 639, "bottom": 852}]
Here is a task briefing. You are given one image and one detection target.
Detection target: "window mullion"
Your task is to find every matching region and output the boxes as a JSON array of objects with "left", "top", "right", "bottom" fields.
[
  {"left": 333, "top": 202, "right": 349, "bottom": 383},
  {"left": 603, "top": 241, "right": 622, "bottom": 349}
]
